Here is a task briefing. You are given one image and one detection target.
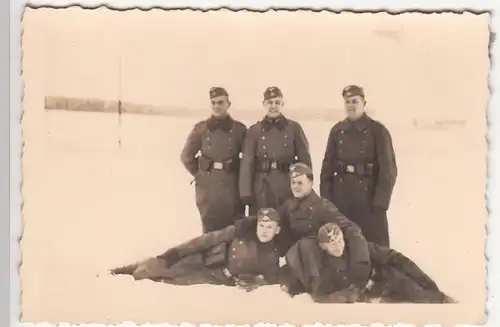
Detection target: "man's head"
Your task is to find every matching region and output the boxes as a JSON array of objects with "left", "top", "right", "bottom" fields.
[
  {"left": 342, "top": 85, "right": 366, "bottom": 121},
  {"left": 262, "top": 86, "right": 284, "bottom": 119},
  {"left": 318, "top": 223, "right": 345, "bottom": 257},
  {"left": 209, "top": 87, "right": 231, "bottom": 117},
  {"left": 256, "top": 208, "right": 281, "bottom": 243},
  {"left": 289, "top": 163, "right": 314, "bottom": 199}
]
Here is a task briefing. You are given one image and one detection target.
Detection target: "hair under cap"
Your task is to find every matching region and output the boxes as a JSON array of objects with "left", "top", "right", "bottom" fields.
[
  {"left": 318, "top": 223, "right": 343, "bottom": 243},
  {"left": 342, "top": 85, "right": 365, "bottom": 98},
  {"left": 264, "top": 86, "right": 283, "bottom": 100},
  {"left": 257, "top": 207, "right": 280, "bottom": 223},
  {"left": 210, "top": 87, "right": 229, "bottom": 99},
  {"left": 289, "top": 162, "right": 313, "bottom": 179}
]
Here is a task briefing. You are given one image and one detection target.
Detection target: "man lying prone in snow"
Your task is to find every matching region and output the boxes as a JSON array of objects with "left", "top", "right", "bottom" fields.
[
  {"left": 111, "top": 208, "right": 283, "bottom": 292},
  {"left": 280, "top": 222, "right": 457, "bottom": 303}
]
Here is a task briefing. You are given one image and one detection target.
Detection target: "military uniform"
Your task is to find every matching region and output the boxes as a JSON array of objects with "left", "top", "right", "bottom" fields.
[
  {"left": 281, "top": 224, "right": 454, "bottom": 304},
  {"left": 320, "top": 85, "right": 397, "bottom": 246},
  {"left": 111, "top": 209, "right": 282, "bottom": 288},
  {"left": 239, "top": 87, "right": 312, "bottom": 215},
  {"left": 180, "top": 87, "right": 247, "bottom": 232}
]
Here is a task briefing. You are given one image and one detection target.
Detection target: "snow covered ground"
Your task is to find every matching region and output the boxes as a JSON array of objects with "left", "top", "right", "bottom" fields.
[{"left": 19, "top": 110, "right": 486, "bottom": 325}]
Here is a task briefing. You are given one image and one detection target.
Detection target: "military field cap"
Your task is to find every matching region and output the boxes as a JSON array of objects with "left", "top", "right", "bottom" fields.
[
  {"left": 318, "top": 223, "right": 343, "bottom": 244},
  {"left": 264, "top": 86, "right": 283, "bottom": 100},
  {"left": 210, "top": 87, "right": 229, "bottom": 99},
  {"left": 289, "top": 162, "right": 313, "bottom": 179},
  {"left": 342, "top": 85, "right": 365, "bottom": 98},
  {"left": 257, "top": 207, "right": 280, "bottom": 223}
]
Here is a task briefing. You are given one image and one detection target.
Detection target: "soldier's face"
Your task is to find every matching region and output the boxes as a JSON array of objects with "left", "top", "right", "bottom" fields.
[
  {"left": 256, "top": 220, "right": 281, "bottom": 243},
  {"left": 263, "top": 97, "right": 284, "bottom": 118},
  {"left": 319, "top": 232, "right": 345, "bottom": 257},
  {"left": 344, "top": 95, "right": 366, "bottom": 120},
  {"left": 211, "top": 95, "right": 230, "bottom": 116},
  {"left": 290, "top": 174, "right": 313, "bottom": 198}
]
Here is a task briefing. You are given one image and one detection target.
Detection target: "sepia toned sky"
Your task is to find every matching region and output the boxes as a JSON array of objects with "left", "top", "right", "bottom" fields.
[{"left": 26, "top": 8, "right": 489, "bottom": 122}]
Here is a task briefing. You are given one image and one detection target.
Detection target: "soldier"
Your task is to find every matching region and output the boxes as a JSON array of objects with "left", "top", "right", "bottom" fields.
[
  {"left": 319, "top": 85, "right": 398, "bottom": 247},
  {"left": 281, "top": 222, "right": 456, "bottom": 304},
  {"left": 180, "top": 87, "right": 247, "bottom": 233},
  {"left": 239, "top": 86, "right": 312, "bottom": 215},
  {"left": 110, "top": 208, "right": 283, "bottom": 291}
]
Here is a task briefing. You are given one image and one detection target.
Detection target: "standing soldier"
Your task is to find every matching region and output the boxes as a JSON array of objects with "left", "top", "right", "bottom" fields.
[
  {"left": 239, "top": 86, "right": 312, "bottom": 215},
  {"left": 180, "top": 87, "right": 247, "bottom": 233},
  {"left": 319, "top": 85, "right": 398, "bottom": 246}
]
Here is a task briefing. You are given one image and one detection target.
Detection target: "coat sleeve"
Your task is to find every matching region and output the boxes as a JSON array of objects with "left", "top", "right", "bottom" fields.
[
  {"left": 239, "top": 126, "right": 257, "bottom": 199},
  {"left": 370, "top": 244, "right": 440, "bottom": 291},
  {"left": 180, "top": 123, "right": 202, "bottom": 177},
  {"left": 275, "top": 202, "right": 295, "bottom": 257},
  {"left": 321, "top": 200, "right": 371, "bottom": 288},
  {"left": 293, "top": 123, "right": 312, "bottom": 168},
  {"left": 319, "top": 126, "right": 337, "bottom": 202},
  {"left": 372, "top": 123, "right": 398, "bottom": 210},
  {"left": 168, "top": 225, "right": 237, "bottom": 258}
]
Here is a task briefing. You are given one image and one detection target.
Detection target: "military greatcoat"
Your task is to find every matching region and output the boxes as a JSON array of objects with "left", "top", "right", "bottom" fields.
[
  {"left": 319, "top": 113, "right": 397, "bottom": 246},
  {"left": 239, "top": 115, "right": 312, "bottom": 214},
  {"left": 282, "top": 238, "right": 453, "bottom": 303},
  {"left": 181, "top": 115, "right": 247, "bottom": 232},
  {"left": 111, "top": 217, "right": 281, "bottom": 287},
  {"left": 275, "top": 191, "right": 371, "bottom": 283}
]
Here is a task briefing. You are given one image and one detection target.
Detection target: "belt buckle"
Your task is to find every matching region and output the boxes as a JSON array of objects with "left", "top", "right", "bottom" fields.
[
  {"left": 213, "top": 162, "right": 223, "bottom": 170},
  {"left": 346, "top": 164, "right": 355, "bottom": 173},
  {"left": 271, "top": 162, "right": 278, "bottom": 169}
]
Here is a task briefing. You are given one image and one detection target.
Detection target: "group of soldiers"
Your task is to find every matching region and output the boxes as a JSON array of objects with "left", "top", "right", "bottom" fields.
[{"left": 111, "top": 85, "right": 456, "bottom": 304}]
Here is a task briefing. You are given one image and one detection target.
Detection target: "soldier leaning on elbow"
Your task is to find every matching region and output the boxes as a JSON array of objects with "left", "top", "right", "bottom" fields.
[
  {"left": 280, "top": 222, "right": 456, "bottom": 304},
  {"left": 110, "top": 208, "right": 283, "bottom": 292},
  {"left": 180, "top": 87, "right": 247, "bottom": 233}
]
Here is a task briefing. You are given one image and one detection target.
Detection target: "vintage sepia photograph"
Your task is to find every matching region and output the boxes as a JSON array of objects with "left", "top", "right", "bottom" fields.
[{"left": 21, "top": 7, "right": 489, "bottom": 325}]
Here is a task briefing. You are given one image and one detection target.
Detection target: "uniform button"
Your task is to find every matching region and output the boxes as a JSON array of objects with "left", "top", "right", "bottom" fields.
[
  {"left": 207, "top": 137, "right": 210, "bottom": 141},
  {"left": 364, "top": 187, "right": 368, "bottom": 191},
  {"left": 361, "top": 150, "right": 364, "bottom": 154},
  {"left": 284, "top": 144, "right": 288, "bottom": 147},
  {"left": 232, "top": 248, "right": 236, "bottom": 251},
  {"left": 334, "top": 172, "right": 338, "bottom": 176},
  {"left": 262, "top": 128, "right": 266, "bottom": 132},
  {"left": 364, "top": 130, "right": 367, "bottom": 134},
  {"left": 339, "top": 140, "right": 343, "bottom": 144},
  {"left": 263, "top": 145, "right": 267, "bottom": 149},
  {"left": 359, "top": 180, "right": 362, "bottom": 184},
  {"left": 262, "top": 136, "right": 266, "bottom": 140},
  {"left": 284, "top": 134, "right": 288, "bottom": 138},
  {"left": 239, "top": 241, "right": 243, "bottom": 244},
  {"left": 361, "top": 140, "right": 365, "bottom": 144},
  {"left": 340, "top": 178, "right": 343, "bottom": 183},
  {"left": 229, "top": 137, "right": 232, "bottom": 141},
  {"left": 229, "top": 129, "right": 233, "bottom": 133}
]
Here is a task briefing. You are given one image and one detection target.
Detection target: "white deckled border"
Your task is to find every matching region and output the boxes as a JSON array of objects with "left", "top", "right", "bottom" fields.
[{"left": 10, "top": 0, "right": 499, "bottom": 327}]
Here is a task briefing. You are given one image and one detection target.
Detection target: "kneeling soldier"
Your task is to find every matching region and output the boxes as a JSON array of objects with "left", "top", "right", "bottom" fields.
[
  {"left": 281, "top": 222, "right": 456, "bottom": 304},
  {"left": 111, "top": 208, "right": 282, "bottom": 292}
]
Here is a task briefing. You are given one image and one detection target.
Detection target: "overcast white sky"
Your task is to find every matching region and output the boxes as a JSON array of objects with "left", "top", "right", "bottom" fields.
[{"left": 25, "top": 8, "right": 489, "bottom": 121}]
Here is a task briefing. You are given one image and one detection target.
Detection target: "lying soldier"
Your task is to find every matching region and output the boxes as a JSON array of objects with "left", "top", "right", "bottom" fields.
[
  {"left": 111, "top": 208, "right": 282, "bottom": 292},
  {"left": 281, "top": 222, "right": 457, "bottom": 304}
]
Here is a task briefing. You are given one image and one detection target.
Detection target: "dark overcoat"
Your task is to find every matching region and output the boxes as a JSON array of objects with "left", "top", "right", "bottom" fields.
[
  {"left": 180, "top": 115, "right": 247, "bottom": 232},
  {"left": 239, "top": 115, "right": 311, "bottom": 214},
  {"left": 319, "top": 113, "right": 397, "bottom": 246}
]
